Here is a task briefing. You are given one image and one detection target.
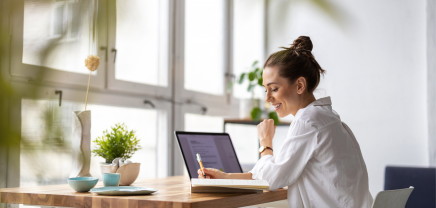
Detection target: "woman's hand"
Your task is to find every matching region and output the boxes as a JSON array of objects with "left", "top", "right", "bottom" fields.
[
  {"left": 257, "top": 119, "right": 276, "bottom": 147},
  {"left": 197, "top": 168, "right": 230, "bottom": 179}
]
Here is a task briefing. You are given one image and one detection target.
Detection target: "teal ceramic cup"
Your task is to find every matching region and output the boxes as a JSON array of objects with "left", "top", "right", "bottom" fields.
[{"left": 103, "top": 173, "right": 121, "bottom": 187}]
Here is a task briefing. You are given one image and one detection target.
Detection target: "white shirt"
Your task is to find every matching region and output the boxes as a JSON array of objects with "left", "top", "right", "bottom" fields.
[{"left": 249, "top": 97, "right": 373, "bottom": 208}]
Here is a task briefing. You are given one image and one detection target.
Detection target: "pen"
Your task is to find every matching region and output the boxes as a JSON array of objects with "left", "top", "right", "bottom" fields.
[{"left": 196, "top": 153, "right": 207, "bottom": 178}]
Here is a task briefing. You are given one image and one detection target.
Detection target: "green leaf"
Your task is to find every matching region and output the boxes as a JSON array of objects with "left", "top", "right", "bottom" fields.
[
  {"left": 226, "top": 81, "right": 233, "bottom": 94},
  {"left": 251, "top": 107, "right": 262, "bottom": 121},
  {"left": 268, "top": 111, "right": 280, "bottom": 126},
  {"left": 257, "top": 77, "right": 263, "bottom": 86},
  {"left": 238, "top": 73, "right": 246, "bottom": 84},
  {"left": 252, "top": 60, "right": 259, "bottom": 67},
  {"left": 256, "top": 68, "right": 263, "bottom": 78},
  {"left": 254, "top": 67, "right": 260, "bottom": 74},
  {"left": 247, "top": 84, "right": 255, "bottom": 92},
  {"left": 248, "top": 72, "right": 256, "bottom": 81},
  {"left": 308, "top": 0, "right": 344, "bottom": 26}
]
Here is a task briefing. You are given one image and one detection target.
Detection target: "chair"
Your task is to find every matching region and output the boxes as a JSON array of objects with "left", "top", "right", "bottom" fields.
[
  {"left": 384, "top": 166, "right": 436, "bottom": 207},
  {"left": 371, "top": 187, "right": 414, "bottom": 208}
]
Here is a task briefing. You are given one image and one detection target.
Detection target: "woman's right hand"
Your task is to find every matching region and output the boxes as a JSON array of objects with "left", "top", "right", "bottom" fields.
[{"left": 197, "top": 168, "right": 230, "bottom": 179}]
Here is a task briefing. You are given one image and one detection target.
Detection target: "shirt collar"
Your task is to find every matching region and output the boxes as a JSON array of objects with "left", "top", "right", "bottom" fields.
[
  {"left": 293, "top": 96, "right": 332, "bottom": 120},
  {"left": 310, "top": 96, "right": 332, "bottom": 107}
]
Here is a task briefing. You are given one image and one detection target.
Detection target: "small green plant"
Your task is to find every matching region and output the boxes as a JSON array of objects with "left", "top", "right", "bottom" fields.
[
  {"left": 92, "top": 123, "right": 141, "bottom": 163},
  {"left": 237, "top": 60, "right": 279, "bottom": 125}
]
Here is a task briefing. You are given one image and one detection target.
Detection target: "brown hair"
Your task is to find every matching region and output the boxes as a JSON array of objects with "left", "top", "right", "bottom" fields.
[{"left": 264, "top": 36, "right": 325, "bottom": 93}]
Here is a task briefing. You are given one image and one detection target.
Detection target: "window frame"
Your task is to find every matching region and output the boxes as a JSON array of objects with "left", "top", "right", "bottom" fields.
[
  {"left": 105, "top": 0, "right": 173, "bottom": 98},
  {"left": 173, "top": 0, "right": 236, "bottom": 106},
  {"left": 171, "top": 0, "right": 241, "bottom": 175},
  {"left": 231, "top": 0, "right": 268, "bottom": 100},
  {"left": 4, "top": 0, "right": 175, "bottom": 188},
  {"left": 3, "top": 0, "right": 268, "bottom": 181},
  {"left": 172, "top": 0, "right": 269, "bottom": 175}
]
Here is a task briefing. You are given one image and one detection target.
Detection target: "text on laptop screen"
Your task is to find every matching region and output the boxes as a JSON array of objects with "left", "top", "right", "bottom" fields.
[{"left": 177, "top": 134, "right": 242, "bottom": 178}]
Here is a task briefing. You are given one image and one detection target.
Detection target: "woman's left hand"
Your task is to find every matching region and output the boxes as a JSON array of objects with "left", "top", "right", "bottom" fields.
[{"left": 257, "top": 119, "right": 276, "bottom": 147}]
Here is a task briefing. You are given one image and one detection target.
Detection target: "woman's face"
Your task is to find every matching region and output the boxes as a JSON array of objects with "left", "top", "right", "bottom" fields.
[{"left": 262, "top": 66, "right": 301, "bottom": 117}]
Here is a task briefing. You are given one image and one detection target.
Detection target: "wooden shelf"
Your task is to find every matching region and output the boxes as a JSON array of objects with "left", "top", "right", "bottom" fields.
[
  {"left": 223, "top": 118, "right": 291, "bottom": 132},
  {"left": 224, "top": 118, "right": 291, "bottom": 126}
]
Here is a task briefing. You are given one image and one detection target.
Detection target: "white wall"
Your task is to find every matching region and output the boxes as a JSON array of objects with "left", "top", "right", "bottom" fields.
[
  {"left": 267, "top": 0, "right": 429, "bottom": 196},
  {"left": 427, "top": 0, "right": 436, "bottom": 167}
]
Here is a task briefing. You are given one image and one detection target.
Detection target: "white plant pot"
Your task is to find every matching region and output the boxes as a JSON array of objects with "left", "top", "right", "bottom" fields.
[
  {"left": 100, "top": 162, "right": 118, "bottom": 174},
  {"left": 117, "top": 163, "right": 141, "bottom": 186},
  {"left": 239, "top": 98, "right": 260, "bottom": 119},
  {"left": 99, "top": 162, "right": 140, "bottom": 186}
]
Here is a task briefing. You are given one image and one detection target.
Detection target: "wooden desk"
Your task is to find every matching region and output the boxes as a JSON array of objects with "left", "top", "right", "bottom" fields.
[{"left": 0, "top": 176, "right": 287, "bottom": 208}]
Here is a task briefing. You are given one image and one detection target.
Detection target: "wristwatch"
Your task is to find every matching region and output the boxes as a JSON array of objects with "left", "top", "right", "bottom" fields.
[{"left": 258, "top": 146, "right": 273, "bottom": 153}]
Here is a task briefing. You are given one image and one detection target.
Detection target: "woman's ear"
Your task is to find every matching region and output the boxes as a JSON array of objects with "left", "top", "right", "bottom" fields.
[{"left": 296, "top": 77, "right": 307, "bottom": 94}]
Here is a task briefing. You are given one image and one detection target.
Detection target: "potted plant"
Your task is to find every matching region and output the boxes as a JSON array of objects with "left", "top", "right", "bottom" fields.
[
  {"left": 92, "top": 123, "right": 141, "bottom": 185},
  {"left": 237, "top": 61, "right": 279, "bottom": 125}
]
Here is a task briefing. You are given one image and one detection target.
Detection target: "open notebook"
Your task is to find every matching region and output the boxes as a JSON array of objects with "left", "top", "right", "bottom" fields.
[{"left": 191, "top": 179, "right": 269, "bottom": 193}]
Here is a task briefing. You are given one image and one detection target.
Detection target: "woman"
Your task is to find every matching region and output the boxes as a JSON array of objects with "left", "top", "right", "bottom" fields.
[{"left": 198, "top": 36, "right": 373, "bottom": 208}]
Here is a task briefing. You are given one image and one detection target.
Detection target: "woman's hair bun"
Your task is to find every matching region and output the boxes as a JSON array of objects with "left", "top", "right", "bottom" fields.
[
  {"left": 264, "top": 35, "right": 324, "bottom": 93},
  {"left": 291, "top": 36, "right": 313, "bottom": 52}
]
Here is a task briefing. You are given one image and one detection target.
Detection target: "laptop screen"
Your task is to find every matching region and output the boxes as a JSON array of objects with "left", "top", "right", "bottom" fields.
[{"left": 175, "top": 132, "right": 243, "bottom": 178}]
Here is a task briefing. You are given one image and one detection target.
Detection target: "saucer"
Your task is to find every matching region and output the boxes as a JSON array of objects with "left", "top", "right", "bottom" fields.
[{"left": 90, "top": 186, "right": 158, "bottom": 195}]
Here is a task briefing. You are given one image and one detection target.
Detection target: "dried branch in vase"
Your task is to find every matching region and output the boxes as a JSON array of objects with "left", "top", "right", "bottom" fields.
[{"left": 84, "top": 55, "right": 100, "bottom": 111}]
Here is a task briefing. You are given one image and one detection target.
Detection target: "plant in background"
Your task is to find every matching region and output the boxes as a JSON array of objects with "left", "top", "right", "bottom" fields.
[
  {"left": 92, "top": 123, "right": 141, "bottom": 163},
  {"left": 238, "top": 61, "right": 279, "bottom": 125}
]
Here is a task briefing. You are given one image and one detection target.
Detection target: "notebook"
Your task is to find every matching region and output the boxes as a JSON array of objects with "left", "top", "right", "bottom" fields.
[{"left": 191, "top": 179, "right": 269, "bottom": 193}]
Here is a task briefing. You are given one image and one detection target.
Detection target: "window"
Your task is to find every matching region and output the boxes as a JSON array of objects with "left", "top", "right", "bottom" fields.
[
  {"left": 6, "top": 0, "right": 268, "bottom": 190},
  {"left": 20, "top": 99, "right": 71, "bottom": 187},
  {"left": 114, "top": 0, "right": 168, "bottom": 86},
  {"left": 233, "top": 0, "right": 265, "bottom": 99},
  {"left": 225, "top": 123, "right": 289, "bottom": 172},
  {"left": 52, "top": 3, "right": 64, "bottom": 36},
  {"left": 106, "top": 0, "right": 171, "bottom": 96},
  {"left": 185, "top": 113, "right": 224, "bottom": 132},
  {"left": 20, "top": 97, "right": 163, "bottom": 187},
  {"left": 225, "top": 124, "right": 259, "bottom": 165},
  {"left": 12, "top": 0, "right": 105, "bottom": 88},
  {"left": 172, "top": 0, "right": 266, "bottom": 175},
  {"left": 184, "top": 0, "right": 225, "bottom": 95},
  {"left": 22, "top": 0, "right": 96, "bottom": 74},
  {"left": 51, "top": 1, "right": 81, "bottom": 38}
]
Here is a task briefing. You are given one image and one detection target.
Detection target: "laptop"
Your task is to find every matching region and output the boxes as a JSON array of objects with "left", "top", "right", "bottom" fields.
[{"left": 174, "top": 131, "right": 243, "bottom": 178}]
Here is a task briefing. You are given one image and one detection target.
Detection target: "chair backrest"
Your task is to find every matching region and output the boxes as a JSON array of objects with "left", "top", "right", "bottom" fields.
[
  {"left": 384, "top": 166, "right": 436, "bottom": 208},
  {"left": 371, "top": 187, "right": 414, "bottom": 208}
]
